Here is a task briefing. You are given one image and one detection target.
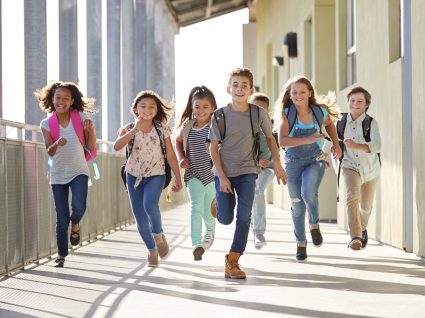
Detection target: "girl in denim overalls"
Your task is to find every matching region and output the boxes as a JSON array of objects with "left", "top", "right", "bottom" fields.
[{"left": 276, "top": 76, "right": 341, "bottom": 262}]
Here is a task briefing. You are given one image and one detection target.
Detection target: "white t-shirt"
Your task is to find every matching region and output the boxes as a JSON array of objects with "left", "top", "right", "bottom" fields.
[{"left": 40, "top": 112, "right": 89, "bottom": 184}]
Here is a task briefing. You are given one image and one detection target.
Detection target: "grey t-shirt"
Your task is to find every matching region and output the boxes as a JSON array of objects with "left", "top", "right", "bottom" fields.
[
  {"left": 40, "top": 112, "right": 90, "bottom": 184},
  {"left": 209, "top": 104, "right": 273, "bottom": 177}
]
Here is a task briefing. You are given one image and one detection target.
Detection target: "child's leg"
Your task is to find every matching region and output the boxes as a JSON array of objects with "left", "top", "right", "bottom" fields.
[
  {"left": 231, "top": 173, "right": 256, "bottom": 254},
  {"left": 342, "top": 168, "right": 362, "bottom": 238},
  {"left": 69, "top": 175, "right": 89, "bottom": 225},
  {"left": 214, "top": 176, "right": 236, "bottom": 225},
  {"left": 187, "top": 178, "right": 205, "bottom": 246},
  {"left": 301, "top": 161, "right": 326, "bottom": 226},
  {"left": 252, "top": 168, "right": 274, "bottom": 235},
  {"left": 359, "top": 177, "right": 379, "bottom": 231},
  {"left": 126, "top": 174, "right": 157, "bottom": 250},
  {"left": 286, "top": 161, "right": 307, "bottom": 243},
  {"left": 203, "top": 181, "right": 216, "bottom": 231},
  {"left": 142, "top": 175, "right": 166, "bottom": 236},
  {"left": 51, "top": 184, "right": 71, "bottom": 257}
]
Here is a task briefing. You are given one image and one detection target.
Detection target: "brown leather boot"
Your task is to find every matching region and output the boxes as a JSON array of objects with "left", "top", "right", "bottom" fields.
[{"left": 225, "top": 251, "right": 246, "bottom": 279}]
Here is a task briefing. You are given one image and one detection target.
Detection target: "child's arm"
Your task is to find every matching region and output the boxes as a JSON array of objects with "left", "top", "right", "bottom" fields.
[
  {"left": 175, "top": 135, "right": 190, "bottom": 169},
  {"left": 83, "top": 119, "right": 96, "bottom": 151},
  {"left": 41, "top": 128, "right": 67, "bottom": 156},
  {"left": 323, "top": 115, "right": 342, "bottom": 159},
  {"left": 279, "top": 115, "right": 325, "bottom": 148},
  {"left": 345, "top": 119, "right": 381, "bottom": 154},
  {"left": 164, "top": 137, "right": 183, "bottom": 192},
  {"left": 209, "top": 140, "right": 233, "bottom": 193},
  {"left": 265, "top": 135, "right": 287, "bottom": 185}
]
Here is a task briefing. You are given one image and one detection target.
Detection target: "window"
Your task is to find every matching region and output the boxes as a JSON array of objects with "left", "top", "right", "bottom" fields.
[{"left": 347, "top": 0, "right": 356, "bottom": 86}]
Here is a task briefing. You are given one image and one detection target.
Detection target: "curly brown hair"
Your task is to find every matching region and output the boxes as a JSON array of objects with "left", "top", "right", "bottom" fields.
[
  {"left": 34, "top": 81, "right": 97, "bottom": 114},
  {"left": 276, "top": 76, "right": 339, "bottom": 121},
  {"left": 130, "top": 90, "right": 173, "bottom": 124}
]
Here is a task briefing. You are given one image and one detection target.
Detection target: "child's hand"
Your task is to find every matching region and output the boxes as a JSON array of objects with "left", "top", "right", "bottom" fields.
[
  {"left": 344, "top": 138, "right": 357, "bottom": 149},
  {"left": 171, "top": 178, "right": 183, "bottom": 192},
  {"left": 218, "top": 176, "right": 233, "bottom": 194},
  {"left": 259, "top": 159, "right": 270, "bottom": 168},
  {"left": 332, "top": 143, "right": 343, "bottom": 159},
  {"left": 56, "top": 137, "right": 67, "bottom": 147},
  {"left": 274, "top": 163, "right": 288, "bottom": 185},
  {"left": 307, "top": 132, "right": 325, "bottom": 144},
  {"left": 83, "top": 119, "right": 95, "bottom": 132},
  {"left": 135, "top": 116, "right": 143, "bottom": 131},
  {"left": 179, "top": 158, "right": 191, "bottom": 169}
]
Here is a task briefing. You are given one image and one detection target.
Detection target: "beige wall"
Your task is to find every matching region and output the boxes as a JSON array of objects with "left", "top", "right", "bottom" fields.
[
  {"left": 412, "top": 0, "right": 425, "bottom": 256},
  {"left": 255, "top": 0, "right": 338, "bottom": 219},
  {"left": 253, "top": 0, "right": 425, "bottom": 256}
]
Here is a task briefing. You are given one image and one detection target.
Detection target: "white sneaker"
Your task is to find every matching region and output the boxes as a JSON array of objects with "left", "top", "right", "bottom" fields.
[
  {"left": 202, "top": 230, "right": 215, "bottom": 249},
  {"left": 254, "top": 234, "right": 267, "bottom": 249}
]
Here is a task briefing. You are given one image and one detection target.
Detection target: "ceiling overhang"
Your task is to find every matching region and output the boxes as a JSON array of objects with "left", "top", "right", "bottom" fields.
[{"left": 165, "top": 0, "right": 250, "bottom": 27}]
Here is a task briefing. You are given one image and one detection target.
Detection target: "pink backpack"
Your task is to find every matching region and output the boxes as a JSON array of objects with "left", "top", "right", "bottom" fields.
[
  {"left": 48, "top": 109, "right": 100, "bottom": 180},
  {"left": 48, "top": 109, "right": 97, "bottom": 161}
]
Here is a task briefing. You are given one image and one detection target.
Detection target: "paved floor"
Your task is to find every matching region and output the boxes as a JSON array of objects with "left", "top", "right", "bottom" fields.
[{"left": 1, "top": 203, "right": 425, "bottom": 318}]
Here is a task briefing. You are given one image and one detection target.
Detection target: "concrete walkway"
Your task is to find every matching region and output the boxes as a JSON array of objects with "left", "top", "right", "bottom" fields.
[{"left": 1, "top": 203, "right": 424, "bottom": 318}]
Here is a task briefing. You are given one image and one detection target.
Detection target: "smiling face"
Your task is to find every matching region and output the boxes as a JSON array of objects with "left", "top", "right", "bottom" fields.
[
  {"left": 192, "top": 97, "right": 214, "bottom": 124},
  {"left": 227, "top": 75, "right": 253, "bottom": 103},
  {"left": 135, "top": 97, "right": 158, "bottom": 120},
  {"left": 348, "top": 92, "right": 368, "bottom": 119},
  {"left": 52, "top": 87, "right": 74, "bottom": 114},
  {"left": 289, "top": 82, "right": 311, "bottom": 108}
]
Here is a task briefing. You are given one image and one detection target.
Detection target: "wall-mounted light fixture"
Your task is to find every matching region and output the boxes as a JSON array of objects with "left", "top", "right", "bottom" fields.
[
  {"left": 272, "top": 56, "right": 284, "bottom": 67},
  {"left": 284, "top": 32, "right": 298, "bottom": 58}
]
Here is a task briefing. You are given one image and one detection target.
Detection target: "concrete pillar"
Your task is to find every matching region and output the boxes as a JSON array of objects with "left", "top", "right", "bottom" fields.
[
  {"left": 107, "top": 0, "right": 121, "bottom": 141},
  {"left": 86, "top": 0, "right": 102, "bottom": 138},
  {"left": 24, "top": 0, "right": 47, "bottom": 139},
  {"left": 59, "top": 0, "right": 78, "bottom": 82},
  {"left": 134, "top": 0, "right": 147, "bottom": 92},
  {"left": 154, "top": 2, "right": 163, "bottom": 96},
  {"left": 145, "top": 0, "right": 156, "bottom": 90},
  {"left": 121, "top": 0, "right": 135, "bottom": 125},
  {"left": 0, "top": 2, "right": 3, "bottom": 118}
]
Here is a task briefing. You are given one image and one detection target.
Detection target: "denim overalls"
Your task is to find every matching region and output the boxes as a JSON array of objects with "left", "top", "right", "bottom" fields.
[{"left": 285, "top": 118, "right": 326, "bottom": 243}]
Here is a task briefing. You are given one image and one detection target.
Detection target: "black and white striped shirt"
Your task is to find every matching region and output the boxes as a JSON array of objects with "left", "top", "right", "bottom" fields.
[{"left": 180, "top": 123, "right": 214, "bottom": 186}]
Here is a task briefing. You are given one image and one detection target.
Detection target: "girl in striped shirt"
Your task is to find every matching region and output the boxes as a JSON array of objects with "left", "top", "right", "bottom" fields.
[{"left": 176, "top": 86, "right": 217, "bottom": 261}]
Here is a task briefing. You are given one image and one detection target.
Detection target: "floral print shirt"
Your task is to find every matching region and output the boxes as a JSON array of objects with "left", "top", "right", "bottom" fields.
[{"left": 125, "top": 123, "right": 171, "bottom": 188}]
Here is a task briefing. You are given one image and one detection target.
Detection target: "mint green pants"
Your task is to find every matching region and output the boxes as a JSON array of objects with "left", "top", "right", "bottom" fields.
[{"left": 187, "top": 178, "right": 216, "bottom": 246}]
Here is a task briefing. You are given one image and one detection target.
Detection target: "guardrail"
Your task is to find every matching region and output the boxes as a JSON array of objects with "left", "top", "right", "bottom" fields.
[{"left": 0, "top": 119, "right": 133, "bottom": 276}]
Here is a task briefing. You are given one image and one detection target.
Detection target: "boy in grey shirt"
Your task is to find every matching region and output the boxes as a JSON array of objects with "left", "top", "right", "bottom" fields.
[{"left": 209, "top": 67, "right": 287, "bottom": 279}]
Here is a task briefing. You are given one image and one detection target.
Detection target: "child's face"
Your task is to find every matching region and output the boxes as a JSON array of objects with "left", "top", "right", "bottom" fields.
[
  {"left": 192, "top": 97, "right": 214, "bottom": 123},
  {"left": 348, "top": 92, "right": 368, "bottom": 118},
  {"left": 227, "top": 76, "right": 253, "bottom": 103},
  {"left": 136, "top": 97, "right": 158, "bottom": 120},
  {"left": 289, "top": 83, "right": 311, "bottom": 107},
  {"left": 252, "top": 99, "right": 269, "bottom": 111},
  {"left": 52, "top": 88, "right": 74, "bottom": 113}
]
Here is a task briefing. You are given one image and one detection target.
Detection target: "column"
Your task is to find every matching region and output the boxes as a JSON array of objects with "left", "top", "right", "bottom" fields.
[{"left": 59, "top": 0, "right": 78, "bottom": 82}]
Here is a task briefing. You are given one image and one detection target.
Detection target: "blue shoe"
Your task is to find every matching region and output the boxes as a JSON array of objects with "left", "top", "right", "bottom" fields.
[{"left": 361, "top": 230, "right": 368, "bottom": 249}]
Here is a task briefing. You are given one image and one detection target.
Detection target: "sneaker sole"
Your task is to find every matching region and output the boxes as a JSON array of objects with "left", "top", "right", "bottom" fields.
[
  {"left": 254, "top": 242, "right": 266, "bottom": 249},
  {"left": 312, "top": 242, "right": 323, "bottom": 248},
  {"left": 349, "top": 242, "right": 362, "bottom": 250},
  {"left": 225, "top": 274, "right": 246, "bottom": 279},
  {"left": 295, "top": 256, "right": 308, "bottom": 263}
]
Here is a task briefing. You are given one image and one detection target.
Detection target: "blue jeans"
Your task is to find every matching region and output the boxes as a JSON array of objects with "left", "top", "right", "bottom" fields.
[
  {"left": 286, "top": 159, "right": 325, "bottom": 243},
  {"left": 215, "top": 173, "right": 256, "bottom": 254},
  {"left": 51, "top": 174, "right": 89, "bottom": 257},
  {"left": 252, "top": 168, "right": 274, "bottom": 235},
  {"left": 187, "top": 178, "right": 216, "bottom": 246},
  {"left": 126, "top": 174, "right": 165, "bottom": 251}
]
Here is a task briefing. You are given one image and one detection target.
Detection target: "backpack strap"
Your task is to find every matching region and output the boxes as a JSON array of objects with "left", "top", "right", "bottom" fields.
[
  {"left": 48, "top": 112, "right": 60, "bottom": 142},
  {"left": 310, "top": 104, "right": 325, "bottom": 131},
  {"left": 213, "top": 108, "right": 226, "bottom": 141},
  {"left": 286, "top": 104, "right": 297, "bottom": 135},
  {"left": 182, "top": 118, "right": 197, "bottom": 156},
  {"left": 124, "top": 122, "right": 136, "bottom": 159},
  {"left": 249, "top": 103, "right": 261, "bottom": 162},
  {"left": 362, "top": 114, "right": 381, "bottom": 165},
  {"left": 335, "top": 113, "right": 348, "bottom": 202},
  {"left": 153, "top": 121, "right": 167, "bottom": 159}
]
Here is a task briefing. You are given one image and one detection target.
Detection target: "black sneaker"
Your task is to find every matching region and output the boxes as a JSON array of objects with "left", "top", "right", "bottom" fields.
[
  {"left": 361, "top": 230, "right": 368, "bottom": 249},
  {"left": 310, "top": 227, "right": 323, "bottom": 247},
  {"left": 296, "top": 243, "right": 307, "bottom": 262}
]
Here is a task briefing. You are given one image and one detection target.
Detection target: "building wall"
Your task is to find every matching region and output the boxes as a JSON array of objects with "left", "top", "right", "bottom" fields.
[
  {"left": 255, "top": 0, "right": 338, "bottom": 220},
  {"left": 254, "top": 0, "right": 425, "bottom": 257},
  {"left": 412, "top": 0, "right": 425, "bottom": 256}
]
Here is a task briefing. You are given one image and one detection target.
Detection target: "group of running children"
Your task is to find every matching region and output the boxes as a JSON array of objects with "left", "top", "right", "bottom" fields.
[{"left": 37, "top": 67, "right": 381, "bottom": 279}]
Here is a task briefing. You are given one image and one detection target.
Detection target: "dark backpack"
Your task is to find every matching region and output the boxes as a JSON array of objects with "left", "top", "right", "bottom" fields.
[
  {"left": 213, "top": 103, "right": 261, "bottom": 163},
  {"left": 335, "top": 113, "right": 381, "bottom": 201},
  {"left": 286, "top": 104, "right": 325, "bottom": 135}
]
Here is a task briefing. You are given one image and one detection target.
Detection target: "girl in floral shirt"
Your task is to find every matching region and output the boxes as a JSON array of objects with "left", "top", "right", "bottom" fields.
[{"left": 114, "top": 90, "right": 182, "bottom": 267}]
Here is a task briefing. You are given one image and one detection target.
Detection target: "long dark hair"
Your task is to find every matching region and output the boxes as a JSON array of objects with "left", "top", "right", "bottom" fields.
[
  {"left": 177, "top": 85, "right": 217, "bottom": 129},
  {"left": 35, "top": 81, "right": 97, "bottom": 114},
  {"left": 130, "top": 90, "right": 173, "bottom": 124}
]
